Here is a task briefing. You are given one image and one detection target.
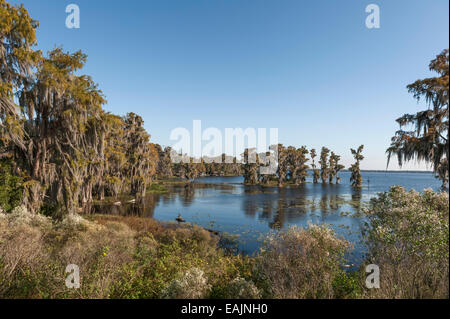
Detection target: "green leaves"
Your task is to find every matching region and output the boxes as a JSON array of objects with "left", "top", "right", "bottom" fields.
[
  {"left": 367, "top": 186, "right": 449, "bottom": 264},
  {"left": 0, "top": 158, "right": 23, "bottom": 212}
]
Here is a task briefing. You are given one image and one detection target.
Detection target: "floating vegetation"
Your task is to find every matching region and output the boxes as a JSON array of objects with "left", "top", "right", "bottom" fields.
[
  {"left": 340, "top": 211, "right": 352, "bottom": 217},
  {"left": 147, "top": 183, "right": 169, "bottom": 194}
]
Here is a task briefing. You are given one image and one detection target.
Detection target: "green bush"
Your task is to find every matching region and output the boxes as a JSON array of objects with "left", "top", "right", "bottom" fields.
[
  {"left": 332, "top": 271, "right": 363, "bottom": 299},
  {"left": 0, "top": 159, "right": 23, "bottom": 212},
  {"left": 363, "top": 186, "right": 449, "bottom": 298}
]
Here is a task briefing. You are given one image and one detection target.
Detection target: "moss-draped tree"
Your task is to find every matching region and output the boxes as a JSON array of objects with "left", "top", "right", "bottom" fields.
[
  {"left": 276, "top": 144, "right": 288, "bottom": 187},
  {"left": 329, "top": 152, "right": 344, "bottom": 184},
  {"left": 387, "top": 49, "right": 449, "bottom": 190},
  {"left": 319, "top": 147, "right": 330, "bottom": 184},
  {"left": 16, "top": 48, "right": 106, "bottom": 213},
  {"left": 350, "top": 145, "right": 364, "bottom": 188},
  {"left": 123, "top": 113, "right": 157, "bottom": 197},
  {"left": 0, "top": 0, "right": 40, "bottom": 152},
  {"left": 290, "top": 146, "right": 309, "bottom": 185},
  {"left": 310, "top": 148, "right": 320, "bottom": 183},
  {"left": 243, "top": 148, "right": 259, "bottom": 185},
  {"left": 1, "top": 1, "right": 162, "bottom": 213}
]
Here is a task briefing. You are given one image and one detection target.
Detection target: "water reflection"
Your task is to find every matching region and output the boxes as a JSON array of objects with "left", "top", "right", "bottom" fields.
[
  {"left": 182, "top": 183, "right": 195, "bottom": 207},
  {"left": 350, "top": 188, "right": 363, "bottom": 213},
  {"left": 241, "top": 186, "right": 312, "bottom": 229},
  {"left": 87, "top": 181, "right": 364, "bottom": 229}
]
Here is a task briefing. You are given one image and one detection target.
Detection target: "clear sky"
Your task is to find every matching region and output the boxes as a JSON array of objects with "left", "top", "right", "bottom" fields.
[{"left": 10, "top": 0, "right": 449, "bottom": 170}]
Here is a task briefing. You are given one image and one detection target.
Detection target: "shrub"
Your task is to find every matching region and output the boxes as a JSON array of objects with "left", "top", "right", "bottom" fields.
[
  {"left": 363, "top": 186, "right": 449, "bottom": 298},
  {"left": 0, "top": 208, "right": 137, "bottom": 298},
  {"left": 6, "top": 205, "right": 52, "bottom": 229},
  {"left": 332, "top": 271, "right": 364, "bottom": 299},
  {"left": 255, "top": 224, "right": 349, "bottom": 299},
  {"left": 57, "top": 219, "right": 136, "bottom": 298},
  {"left": 0, "top": 206, "right": 55, "bottom": 297},
  {"left": 0, "top": 159, "right": 23, "bottom": 213},
  {"left": 80, "top": 215, "right": 251, "bottom": 299},
  {"left": 222, "top": 277, "right": 261, "bottom": 299},
  {"left": 161, "top": 267, "right": 211, "bottom": 299}
]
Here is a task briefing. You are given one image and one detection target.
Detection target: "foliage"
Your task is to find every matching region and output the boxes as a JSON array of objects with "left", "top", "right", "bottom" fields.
[
  {"left": 221, "top": 276, "right": 261, "bottom": 299},
  {"left": 123, "top": 113, "right": 158, "bottom": 197},
  {"left": 363, "top": 186, "right": 449, "bottom": 298},
  {"left": 310, "top": 148, "right": 320, "bottom": 183},
  {"left": 0, "top": 0, "right": 40, "bottom": 149},
  {"left": 387, "top": 49, "right": 449, "bottom": 190},
  {"left": 329, "top": 152, "right": 345, "bottom": 184},
  {"left": 0, "top": 158, "right": 23, "bottom": 212},
  {"left": 288, "top": 146, "right": 310, "bottom": 185},
  {"left": 255, "top": 225, "right": 349, "bottom": 299},
  {"left": 319, "top": 147, "right": 330, "bottom": 184},
  {"left": 350, "top": 145, "right": 364, "bottom": 188},
  {"left": 243, "top": 148, "right": 259, "bottom": 185},
  {"left": 161, "top": 268, "right": 211, "bottom": 299},
  {"left": 0, "top": 208, "right": 252, "bottom": 299}
]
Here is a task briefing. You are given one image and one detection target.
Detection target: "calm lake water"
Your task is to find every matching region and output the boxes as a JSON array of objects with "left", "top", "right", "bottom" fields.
[{"left": 88, "top": 171, "right": 442, "bottom": 267}]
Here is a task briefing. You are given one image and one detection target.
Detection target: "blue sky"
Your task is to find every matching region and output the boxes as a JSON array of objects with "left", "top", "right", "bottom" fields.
[{"left": 11, "top": 0, "right": 449, "bottom": 169}]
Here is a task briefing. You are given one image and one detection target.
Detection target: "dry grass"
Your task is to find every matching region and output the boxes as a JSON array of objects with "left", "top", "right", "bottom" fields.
[{"left": 93, "top": 214, "right": 165, "bottom": 234}]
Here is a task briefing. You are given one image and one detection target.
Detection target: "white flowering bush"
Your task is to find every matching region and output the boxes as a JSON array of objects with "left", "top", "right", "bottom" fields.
[
  {"left": 364, "top": 186, "right": 449, "bottom": 298},
  {"left": 224, "top": 277, "right": 261, "bottom": 299},
  {"left": 3, "top": 205, "right": 52, "bottom": 230},
  {"left": 366, "top": 186, "right": 448, "bottom": 261},
  {"left": 161, "top": 268, "right": 211, "bottom": 299},
  {"left": 59, "top": 213, "right": 100, "bottom": 232}
]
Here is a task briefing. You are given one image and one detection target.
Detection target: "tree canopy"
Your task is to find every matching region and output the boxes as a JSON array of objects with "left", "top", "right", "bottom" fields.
[{"left": 387, "top": 49, "right": 449, "bottom": 189}]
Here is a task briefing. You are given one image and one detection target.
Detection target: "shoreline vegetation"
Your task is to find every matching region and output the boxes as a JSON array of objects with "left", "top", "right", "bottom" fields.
[{"left": 0, "top": 186, "right": 448, "bottom": 299}]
